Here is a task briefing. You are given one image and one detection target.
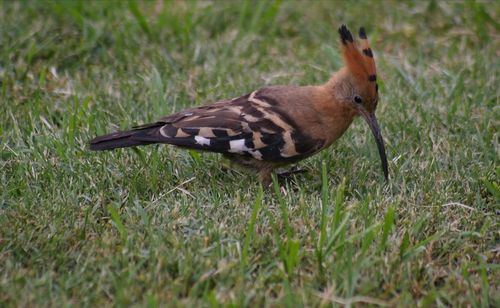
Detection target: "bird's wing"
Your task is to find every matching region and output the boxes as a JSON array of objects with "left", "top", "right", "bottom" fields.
[{"left": 129, "top": 89, "right": 325, "bottom": 162}]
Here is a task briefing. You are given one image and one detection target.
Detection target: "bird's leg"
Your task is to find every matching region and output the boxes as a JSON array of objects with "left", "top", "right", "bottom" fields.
[{"left": 258, "top": 168, "right": 273, "bottom": 187}]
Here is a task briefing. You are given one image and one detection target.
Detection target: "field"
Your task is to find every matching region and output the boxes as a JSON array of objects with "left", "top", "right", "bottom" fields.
[{"left": 1, "top": 1, "right": 499, "bottom": 306}]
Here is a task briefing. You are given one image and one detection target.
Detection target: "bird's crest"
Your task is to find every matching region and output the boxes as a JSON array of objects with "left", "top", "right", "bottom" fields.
[{"left": 338, "top": 25, "right": 378, "bottom": 93}]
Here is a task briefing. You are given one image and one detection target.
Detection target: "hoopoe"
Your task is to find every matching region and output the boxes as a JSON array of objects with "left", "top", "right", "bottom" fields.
[{"left": 90, "top": 25, "right": 388, "bottom": 186}]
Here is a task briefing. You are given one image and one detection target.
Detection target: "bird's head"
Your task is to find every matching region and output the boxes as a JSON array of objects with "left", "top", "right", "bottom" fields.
[{"left": 330, "top": 24, "right": 388, "bottom": 180}]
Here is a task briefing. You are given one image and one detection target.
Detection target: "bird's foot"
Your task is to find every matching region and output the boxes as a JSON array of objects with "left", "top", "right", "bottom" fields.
[
  {"left": 276, "top": 168, "right": 307, "bottom": 178},
  {"left": 259, "top": 168, "right": 306, "bottom": 190},
  {"left": 269, "top": 168, "right": 307, "bottom": 188}
]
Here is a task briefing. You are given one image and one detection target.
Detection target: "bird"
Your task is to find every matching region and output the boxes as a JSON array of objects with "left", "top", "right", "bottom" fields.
[{"left": 89, "top": 25, "right": 388, "bottom": 186}]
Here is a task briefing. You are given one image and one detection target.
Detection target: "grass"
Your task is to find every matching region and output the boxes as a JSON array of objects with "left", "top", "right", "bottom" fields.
[{"left": 1, "top": 0, "right": 499, "bottom": 306}]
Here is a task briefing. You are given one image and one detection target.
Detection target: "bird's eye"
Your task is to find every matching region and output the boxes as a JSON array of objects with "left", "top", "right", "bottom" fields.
[{"left": 354, "top": 95, "right": 363, "bottom": 104}]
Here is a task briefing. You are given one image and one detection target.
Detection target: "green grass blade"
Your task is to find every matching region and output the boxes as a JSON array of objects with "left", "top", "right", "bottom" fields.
[
  {"left": 316, "top": 161, "right": 329, "bottom": 265},
  {"left": 108, "top": 205, "right": 128, "bottom": 243},
  {"left": 379, "top": 206, "right": 395, "bottom": 251},
  {"left": 129, "top": 0, "right": 151, "bottom": 36},
  {"left": 241, "top": 185, "right": 263, "bottom": 268}
]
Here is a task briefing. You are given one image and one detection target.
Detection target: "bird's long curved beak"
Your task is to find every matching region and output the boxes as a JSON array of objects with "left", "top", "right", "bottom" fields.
[{"left": 360, "top": 110, "right": 389, "bottom": 181}]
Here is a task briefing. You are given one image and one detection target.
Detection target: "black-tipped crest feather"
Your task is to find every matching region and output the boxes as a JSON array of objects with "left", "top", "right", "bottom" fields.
[
  {"left": 359, "top": 27, "right": 367, "bottom": 39},
  {"left": 338, "top": 24, "right": 353, "bottom": 44}
]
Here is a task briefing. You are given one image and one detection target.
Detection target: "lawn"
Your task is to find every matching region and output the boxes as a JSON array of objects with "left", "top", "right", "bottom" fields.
[{"left": 1, "top": 0, "right": 499, "bottom": 306}]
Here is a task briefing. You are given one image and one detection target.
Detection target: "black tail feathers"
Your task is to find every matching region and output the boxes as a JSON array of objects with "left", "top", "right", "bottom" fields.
[{"left": 89, "top": 122, "right": 164, "bottom": 151}]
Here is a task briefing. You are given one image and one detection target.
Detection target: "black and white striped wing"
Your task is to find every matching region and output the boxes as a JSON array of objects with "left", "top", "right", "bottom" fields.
[{"left": 127, "top": 91, "right": 324, "bottom": 162}]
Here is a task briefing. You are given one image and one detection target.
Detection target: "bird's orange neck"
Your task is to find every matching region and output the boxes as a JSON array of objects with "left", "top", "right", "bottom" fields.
[{"left": 308, "top": 81, "right": 357, "bottom": 147}]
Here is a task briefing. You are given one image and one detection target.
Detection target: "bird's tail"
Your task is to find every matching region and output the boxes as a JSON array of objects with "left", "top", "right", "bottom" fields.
[{"left": 89, "top": 122, "right": 164, "bottom": 151}]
